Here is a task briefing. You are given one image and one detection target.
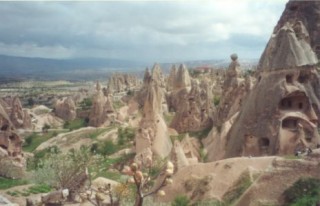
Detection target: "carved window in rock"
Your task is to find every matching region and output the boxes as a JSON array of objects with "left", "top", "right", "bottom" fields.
[
  {"left": 1, "top": 124, "right": 9, "bottom": 131},
  {"left": 282, "top": 117, "right": 298, "bottom": 130},
  {"left": 286, "top": 74, "right": 293, "bottom": 84},
  {"left": 259, "top": 137, "right": 270, "bottom": 148},
  {"left": 305, "top": 130, "right": 313, "bottom": 143},
  {"left": 298, "top": 73, "right": 308, "bottom": 83},
  {"left": 0, "top": 144, "right": 8, "bottom": 150},
  {"left": 279, "top": 92, "right": 309, "bottom": 111},
  {"left": 315, "top": 45, "right": 320, "bottom": 54}
]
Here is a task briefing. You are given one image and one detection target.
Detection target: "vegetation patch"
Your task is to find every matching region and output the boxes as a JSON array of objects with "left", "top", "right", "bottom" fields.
[
  {"left": 63, "top": 118, "right": 87, "bottom": 131},
  {"left": 113, "top": 100, "right": 125, "bottom": 110},
  {"left": 6, "top": 184, "right": 51, "bottom": 197},
  {"left": 223, "top": 171, "right": 252, "bottom": 205},
  {"left": 213, "top": 96, "right": 221, "bottom": 106},
  {"left": 189, "top": 128, "right": 211, "bottom": 142},
  {"left": 164, "top": 112, "right": 174, "bottom": 125},
  {"left": 118, "top": 127, "right": 135, "bottom": 146},
  {"left": 172, "top": 195, "right": 190, "bottom": 206},
  {"left": 0, "top": 177, "right": 28, "bottom": 190},
  {"left": 23, "top": 131, "right": 59, "bottom": 153},
  {"left": 27, "top": 146, "right": 60, "bottom": 170},
  {"left": 283, "top": 177, "right": 320, "bottom": 206},
  {"left": 79, "top": 97, "right": 93, "bottom": 110},
  {"left": 87, "top": 127, "right": 113, "bottom": 139}
]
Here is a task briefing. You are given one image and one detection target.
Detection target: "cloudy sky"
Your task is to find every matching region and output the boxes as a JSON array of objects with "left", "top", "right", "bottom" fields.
[{"left": 0, "top": 0, "right": 287, "bottom": 63}]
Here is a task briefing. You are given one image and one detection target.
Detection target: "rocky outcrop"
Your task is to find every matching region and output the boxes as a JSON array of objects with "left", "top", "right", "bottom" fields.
[
  {"left": 135, "top": 69, "right": 172, "bottom": 166},
  {"left": 107, "top": 73, "right": 141, "bottom": 93},
  {"left": 137, "top": 65, "right": 167, "bottom": 113},
  {"left": 167, "top": 65, "right": 177, "bottom": 91},
  {"left": 273, "top": 0, "right": 320, "bottom": 58},
  {"left": 259, "top": 21, "right": 317, "bottom": 70},
  {"left": 170, "top": 78, "right": 213, "bottom": 133},
  {"left": 213, "top": 54, "right": 254, "bottom": 127},
  {"left": 54, "top": 97, "right": 77, "bottom": 121},
  {"left": 0, "top": 103, "right": 25, "bottom": 178},
  {"left": 206, "top": 8, "right": 320, "bottom": 161},
  {"left": 167, "top": 64, "right": 192, "bottom": 91},
  {"left": 151, "top": 63, "right": 166, "bottom": 87},
  {"left": 89, "top": 82, "right": 115, "bottom": 127},
  {"left": 0, "top": 96, "right": 32, "bottom": 129}
]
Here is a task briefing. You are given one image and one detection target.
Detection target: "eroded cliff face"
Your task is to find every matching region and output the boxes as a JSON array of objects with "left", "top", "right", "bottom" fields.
[
  {"left": 107, "top": 73, "right": 141, "bottom": 93},
  {"left": 54, "top": 97, "right": 77, "bottom": 121},
  {"left": 167, "top": 64, "right": 213, "bottom": 133},
  {"left": 206, "top": 21, "right": 320, "bottom": 161},
  {"left": 0, "top": 103, "right": 25, "bottom": 178},
  {"left": 204, "top": 54, "right": 254, "bottom": 162},
  {"left": 273, "top": 0, "right": 320, "bottom": 58},
  {"left": 0, "top": 96, "right": 32, "bottom": 129},
  {"left": 204, "top": 1, "right": 320, "bottom": 161},
  {"left": 89, "top": 82, "right": 115, "bottom": 127},
  {"left": 135, "top": 67, "right": 172, "bottom": 166}
]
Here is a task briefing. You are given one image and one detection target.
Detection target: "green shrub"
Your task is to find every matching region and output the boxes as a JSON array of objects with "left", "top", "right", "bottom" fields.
[
  {"left": 0, "top": 177, "right": 28, "bottom": 190},
  {"left": 223, "top": 171, "right": 252, "bottom": 204},
  {"left": 91, "top": 140, "right": 118, "bottom": 156},
  {"left": 79, "top": 98, "right": 93, "bottom": 110},
  {"left": 63, "top": 118, "right": 87, "bottom": 130},
  {"left": 23, "top": 132, "right": 58, "bottom": 153},
  {"left": 213, "top": 96, "right": 220, "bottom": 106},
  {"left": 172, "top": 195, "right": 190, "bottom": 206},
  {"left": 118, "top": 127, "right": 135, "bottom": 146},
  {"left": 283, "top": 177, "right": 320, "bottom": 205}
]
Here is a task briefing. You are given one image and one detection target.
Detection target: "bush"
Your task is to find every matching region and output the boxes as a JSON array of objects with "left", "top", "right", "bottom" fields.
[
  {"left": 32, "top": 147, "right": 93, "bottom": 189},
  {"left": 172, "top": 195, "right": 190, "bottom": 206},
  {"left": 80, "top": 98, "right": 93, "bottom": 110},
  {"left": 213, "top": 96, "right": 220, "bottom": 106},
  {"left": 63, "top": 118, "right": 87, "bottom": 130},
  {"left": 91, "top": 140, "right": 118, "bottom": 156},
  {"left": 118, "top": 127, "right": 135, "bottom": 146},
  {"left": 283, "top": 177, "right": 320, "bottom": 205},
  {"left": 223, "top": 171, "right": 252, "bottom": 204},
  {"left": 0, "top": 177, "right": 28, "bottom": 190}
]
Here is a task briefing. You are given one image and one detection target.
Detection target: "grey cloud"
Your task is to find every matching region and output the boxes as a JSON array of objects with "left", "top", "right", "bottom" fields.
[{"left": 0, "top": 1, "right": 287, "bottom": 62}]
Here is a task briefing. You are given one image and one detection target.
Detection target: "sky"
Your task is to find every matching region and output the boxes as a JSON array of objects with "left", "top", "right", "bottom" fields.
[{"left": 0, "top": 0, "right": 287, "bottom": 63}]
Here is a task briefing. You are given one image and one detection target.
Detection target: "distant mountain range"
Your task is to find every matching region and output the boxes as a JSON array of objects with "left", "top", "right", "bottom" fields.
[
  {"left": 0, "top": 55, "right": 147, "bottom": 82},
  {"left": 0, "top": 55, "right": 258, "bottom": 82}
]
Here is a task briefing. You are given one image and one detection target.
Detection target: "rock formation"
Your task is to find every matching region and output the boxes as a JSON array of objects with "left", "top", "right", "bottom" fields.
[
  {"left": 107, "top": 73, "right": 141, "bottom": 93},
  {"left": 273, "top": 0, "right": 320, "bottom": 58},
  {"left": 150, "top": 63, "right": 166, "bottom": 87},
  {"left": 135, "top": 68, "right": 172, "bottom": 166},
  {"left": 89, "top": 82, "right": 115, "bottom": 127},
  {"left": 214, "top": 54, "right": 254, "bottom": 127},
  {"left": 54, "top": 97, "right": 77, "bottom": 121},
  {"left": 171, "top": 135, "right": 200, "bottom": 171},
  {"left": 0, "top": 96, "right": 32, "bottom": 129},
  {"left": 166, "top": 65, "right": 177, "bottom": 91},
  {"left": 169, "top": 73, "right": 213, "bottom": 133},
  {"left": 206, "top": 6, "right": 320, "bottom": 161},
  {"left": 0, "top": 103, "right": 25, "bottom": 178},
  {"left": 136, "top": 65, "right": 167, "bottom": 113}
]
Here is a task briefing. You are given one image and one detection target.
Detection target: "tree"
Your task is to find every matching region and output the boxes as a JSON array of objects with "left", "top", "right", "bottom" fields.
[
  {"left": 122, "top": 161, "right": 174, "bottom": 206},
  {"left": 32, "top": 147, "right": 93, "bottom": 201}
]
